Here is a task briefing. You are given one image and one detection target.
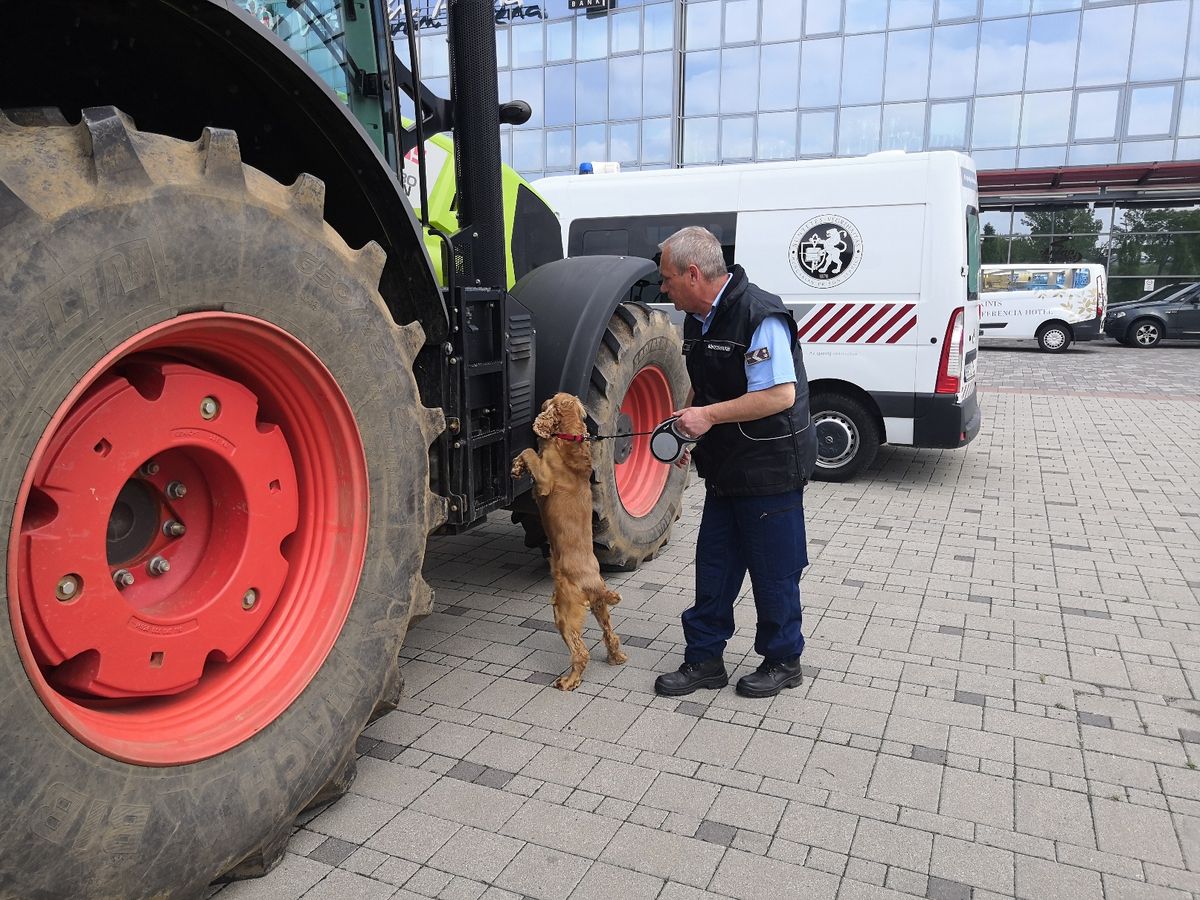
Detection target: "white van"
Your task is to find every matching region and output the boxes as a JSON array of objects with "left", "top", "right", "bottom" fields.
[
  {"left": 978, "top": 264, "right": 1107, "bottom": 352},
  {"left": 533, "top": 151, "right": 981, "bottom": 481}
]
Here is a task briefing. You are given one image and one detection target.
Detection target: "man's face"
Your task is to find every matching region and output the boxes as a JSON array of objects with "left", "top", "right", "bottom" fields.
[{"left": 658, "top": 249, "right": 702, "bottom": 314}]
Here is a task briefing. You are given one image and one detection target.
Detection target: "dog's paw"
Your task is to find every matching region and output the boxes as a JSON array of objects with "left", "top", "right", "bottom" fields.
[
  {"left": 554, "top": 674, "right": 582, "bottom": 691},
  {"left": 511, "top": 457, "right": 528, "bottom": 478},
  {"left": 607, "top": 649, "right": 629, "bottom": 666}
]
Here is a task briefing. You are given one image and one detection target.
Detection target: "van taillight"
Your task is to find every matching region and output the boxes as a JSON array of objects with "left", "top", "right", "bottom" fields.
[{"left": 936, "top": 307, "right": 965, "bottom": 394}]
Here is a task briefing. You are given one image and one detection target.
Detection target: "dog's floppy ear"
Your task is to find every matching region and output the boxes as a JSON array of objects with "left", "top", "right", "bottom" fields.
[{"left": 532, "top": 399, "right": 557, "bottom": 439}]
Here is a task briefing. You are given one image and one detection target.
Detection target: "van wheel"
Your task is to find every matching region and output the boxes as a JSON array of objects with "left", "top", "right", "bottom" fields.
[
  {"left": 1129, "top": 318, "right": 1163, "bottom": 348},
  {"left": 1036, "top": 322, "right": 1072, "bottom": 352},
  {"left": 810, "top": 393, "right": 880, "bottom": 482}
]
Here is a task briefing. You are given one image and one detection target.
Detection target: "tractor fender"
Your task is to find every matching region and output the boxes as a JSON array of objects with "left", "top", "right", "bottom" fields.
[{"left": 510, "top": 255, "right": 658, "bottom": 409}]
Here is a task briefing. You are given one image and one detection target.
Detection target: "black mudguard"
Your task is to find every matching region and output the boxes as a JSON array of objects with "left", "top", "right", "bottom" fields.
[{"left": 510, "top": 255, "right": 658, "bottom": 408}]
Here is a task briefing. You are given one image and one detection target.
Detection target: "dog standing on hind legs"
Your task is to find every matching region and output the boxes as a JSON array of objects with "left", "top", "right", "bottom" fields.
[{"left": 511, "top": 392, "right": 628, "bottom": 690}]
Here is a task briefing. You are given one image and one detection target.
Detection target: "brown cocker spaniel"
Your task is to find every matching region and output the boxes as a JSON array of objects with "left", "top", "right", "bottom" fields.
[{"left": 511, "top": 393, "right": 627, "bottom": 690}]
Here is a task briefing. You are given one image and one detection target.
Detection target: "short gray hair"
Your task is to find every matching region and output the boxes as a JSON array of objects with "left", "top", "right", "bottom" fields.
[{"left": 659, "top": 226, "right": 728, "bottom": 280}]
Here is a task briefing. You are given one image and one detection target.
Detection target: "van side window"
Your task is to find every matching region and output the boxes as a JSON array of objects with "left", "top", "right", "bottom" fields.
[
  {"left": 1072, "top": 269, "right": 1091, "bottom": 289},
  {"left": 582, "top": 229, "right": 630, "bottom": 255}
]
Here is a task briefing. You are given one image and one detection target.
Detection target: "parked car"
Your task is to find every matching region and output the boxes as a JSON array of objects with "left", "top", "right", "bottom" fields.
[{"left": 1104, "top": 282, "right": 1200, "bottom": 347}]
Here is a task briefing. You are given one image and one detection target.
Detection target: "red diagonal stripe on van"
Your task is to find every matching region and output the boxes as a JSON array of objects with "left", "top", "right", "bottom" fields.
[
  {"left": 828, "top": 304, "right": 873, "bottom": 342},
  {"left": 847, "top": 304, "right": 894, "bottom": 342},
  {"left": 809, "top": 304, "right": 855, "bottom": 342},
  {"left": 885, "top": 314, "right": 917, "bottom": 344},
  {"left": 795, "top": 303, "right": 836, "bottom": 339},
  {"left": 867, "top": 304, "right": 915, "bottom": 343}
]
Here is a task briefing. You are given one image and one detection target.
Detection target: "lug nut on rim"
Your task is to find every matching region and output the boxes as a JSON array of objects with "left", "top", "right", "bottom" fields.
[
  {"left": 148, "top": 556, "right": 170, "bottom": 576},
  {"left": 55, "top": 574, "right": 81, "bottom": 601},
  {"left": 242, "top": 589, "right": 258, "bottom": 610},
  {"left": 112, "top": 569, "right": 135, "bottom": 588},
  {"left": 164, "top": 520, "right": 186, "bottom": 537},
  {"left": 139, "top": 460, "right": 160, "bottom": 477},
  {"left": 200, "top": 396, "right": 220, "bottom": 420},
  {"left": 166, "top": 481, "right": 187, "bottom": 499}
]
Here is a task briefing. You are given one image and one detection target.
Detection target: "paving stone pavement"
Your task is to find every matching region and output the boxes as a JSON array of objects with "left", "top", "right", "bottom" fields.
[{"left": 217, "top": 342, "right": 1200, "bottom": 900}]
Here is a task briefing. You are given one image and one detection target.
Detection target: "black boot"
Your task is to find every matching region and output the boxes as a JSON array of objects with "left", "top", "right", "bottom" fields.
[
  {"left": 654, "top": 658, "right": 728, "bottom": 697},
  {"left": 735, "top": 657, "right": 804, "bottom": 698}
]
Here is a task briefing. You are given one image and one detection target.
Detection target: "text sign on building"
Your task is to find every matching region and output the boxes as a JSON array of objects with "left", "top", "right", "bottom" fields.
[
  {"left": 568, "top": 0, "right": 611, "bottom": 8},
  {"left": 390, "top": 0, "right": 544, "bottom": 35}
]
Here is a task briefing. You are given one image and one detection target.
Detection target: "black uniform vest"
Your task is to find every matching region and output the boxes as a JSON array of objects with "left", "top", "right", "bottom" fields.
[{"left": 683, "top": 266, "right": 817, "bottom": 496}]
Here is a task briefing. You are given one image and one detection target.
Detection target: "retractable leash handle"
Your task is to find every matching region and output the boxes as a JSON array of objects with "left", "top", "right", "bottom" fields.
[{"left": 650, "top": 416, "right": 697, "bottom": 464}]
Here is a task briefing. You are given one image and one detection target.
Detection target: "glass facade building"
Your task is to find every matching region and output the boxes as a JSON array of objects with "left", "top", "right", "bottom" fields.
[{"left": 395, "top": 0, "right": 1200, "bottom": 300}]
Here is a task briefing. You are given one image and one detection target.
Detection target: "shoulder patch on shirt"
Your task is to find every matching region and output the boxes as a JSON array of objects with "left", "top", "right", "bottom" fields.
[{"left": 745, "top": 346, "right": 771, "bottom": 365}]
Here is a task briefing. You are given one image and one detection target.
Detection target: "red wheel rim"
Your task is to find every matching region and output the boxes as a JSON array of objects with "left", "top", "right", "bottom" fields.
[
  {"left": 615, "top": 366, "right": 673, "bottom": 518},
  {"left": 7, "top": 313, "right": 368, "bottom": 765}
]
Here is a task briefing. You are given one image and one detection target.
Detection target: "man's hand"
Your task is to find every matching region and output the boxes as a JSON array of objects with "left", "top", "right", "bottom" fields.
[{"left": 672, "top": 406, "right": 713, "bottom": 440}]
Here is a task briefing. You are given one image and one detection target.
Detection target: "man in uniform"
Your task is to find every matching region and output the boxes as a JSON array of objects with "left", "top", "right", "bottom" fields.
[{"left": 652, "top": 226, "right": 817, "bottom": 699}]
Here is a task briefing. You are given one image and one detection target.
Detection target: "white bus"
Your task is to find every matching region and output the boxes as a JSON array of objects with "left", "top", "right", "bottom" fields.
[
  {"left": 533, "top": 151, "right": 981, "bottom": 481},
  {"left": 978, "top": 264, "right": 1107, "bottom": 352}
]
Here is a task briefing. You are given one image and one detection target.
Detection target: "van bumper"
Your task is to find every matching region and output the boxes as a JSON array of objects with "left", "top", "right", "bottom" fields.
[
  {"left": 1074, "top": 317, "right": 1103, "bottom": 342},
  {"left": 913, "top": 388, "right": 981, "bottom": 449}
]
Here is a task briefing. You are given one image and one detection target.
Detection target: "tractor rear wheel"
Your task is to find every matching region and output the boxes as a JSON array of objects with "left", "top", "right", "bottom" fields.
[{"left": 0, "top": 108, "right": 443, "bottom": 898}]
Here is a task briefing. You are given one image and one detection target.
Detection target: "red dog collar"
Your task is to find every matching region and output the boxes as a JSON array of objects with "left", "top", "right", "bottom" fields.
[{"left": 554, "top": 433, "right": 589, "bottom": 443}]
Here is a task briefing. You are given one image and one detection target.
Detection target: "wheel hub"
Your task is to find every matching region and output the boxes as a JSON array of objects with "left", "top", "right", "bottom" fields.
[
  {"left": 1043, "top": 329, "right": 1066, "bottom": 350},
  {"left": 19, "top": 361, "right": 298, "bottom": 698},
  {"left": 814, "top": 412, "right": 858, "bottom": 468},
  {"left": 615, "top": 366, "right": 673, "bottom": 518},
  {"left": 1136, "top": 324, "right": 1158, "bottom": 345}
]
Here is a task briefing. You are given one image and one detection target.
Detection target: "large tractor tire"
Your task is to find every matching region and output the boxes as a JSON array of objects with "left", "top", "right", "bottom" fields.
[
  {"left": 514, "top": 304, "right": 688, "bottom": 571},
  {"left": 0, "top": 108, "right": 445, "bottom": 899}
]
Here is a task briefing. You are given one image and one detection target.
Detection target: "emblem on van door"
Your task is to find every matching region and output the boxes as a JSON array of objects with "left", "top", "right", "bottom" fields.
[{"left": 789, "top": 215, "right": 863, "bottom": 289}]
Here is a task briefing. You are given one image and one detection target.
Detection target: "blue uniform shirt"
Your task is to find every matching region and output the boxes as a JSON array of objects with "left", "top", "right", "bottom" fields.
[{"left": 693, "top": 275, "right": 797, "bottom": 392}]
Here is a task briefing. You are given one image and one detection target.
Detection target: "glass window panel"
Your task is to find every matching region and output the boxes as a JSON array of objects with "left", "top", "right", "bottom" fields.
[
  {"left": 686, "top": 1, "right": 722, "bottom": 50},
  {"left": 938, "top": 0, "right": 979, "bottom": 21},
  {"left": 577, "top": 13, "right": 607, "bottom": 59},
  {"left": 511, "top": 22, "right": 544, "bottom": 68},
  {"left": 683, "top": 117, "right": 719, "bottom": 163},
  {"left": 758, "top": 110, "right": 798, "bottom": 158},
  {"left": 721, "top": 46, "right": 760, "bottom": 114},
  {"left": 1073, "top": 89, "right": 1120, "bottom": 141},
  {"left": 1181, "top": 81, "right": 1200, "bottom": 136},
  {"left": 610, "top": 122, "right": 640, "bottom": 163},
  {"left": 722, "top": 117, "right": 755, "bottom": 159},
  {"left": 977, "top": 18, "right": 1028, "bottom": 94},
  {"left": 1068, "top": 142, "right": 1118, "bottom": 164},
  {"left": 760, "top": 43, "right": 801, "bottom": 110},
  {"left": 805, "top": 0, "right": 843, "bottom": 36},
  {"left": 513, "top": 68, "right": 544, "bottom": 127},
  {"left": 644, "top": 51, "right": 674, "bottom": 117},
  {"left": 972, "top": 148, "right": 1017, "bottom": 168},
  {"left": 499, "top": 131, "right": 512, "bottom": 168},
  {"left": 973, "top": 94, "right": 1022, "bottom": 147},
  {"left": 800, "top": 37, "right": 842, "bottom": 107},
  {"left": 684, "top": 50, "right": 720, "bottom": 116},
  {"left": 419, "top": 34, "right": 449, "bottom": 79},
  {"left": 1018, "top": 145, "right": 1066, "bottom": 167},
  {"left": 842, "top": 33, "right": 885, "bottom": 105},
  {"left": 982, "top": 0, "right": 1029, "bottom": 17},
  {"left": 1032, "top": 0, "right": 1079, "bottom": 11},
  {"left": 1112, "top": 201, "right": 1200, "bottom": 233},
  {"left": 612, "top": 9, "right": 642, "bottom": 53},
  {"left": 891, "top": 0, "right": 934, "bottom": 29},
  {"left": 547, "top": 20, "right": 573, "bottom": 61},
  {"left": 1178, "top": 137, "right": 1200, "bottom": 158},
  {"left": 496, "top": 29, "right": 509, "bottom": 70},
  {"left": 1110, "top": 232, "right": 1200, "bottom": 277},
  {"left": 542, "top": 0, "right": 571, "bottom": 20},
  {"left": 725, "top": 0, "right": 759, "bottom": 44},
  {"left": 883, "top": 102, "right": 927, "bottom": 149},
  {"left": 981, "top": 235, "right": 1009, "bottom": 263},
  {"left": 845, "top": 0, "right": 887, "bottom": 33},
  {"left": 513, "top": 129, "right": 544, "bottom": 171},
  {"left": 1189, "top": 3, "right": 1200, "bottom": 78},
  {"left": 644, "top": 2, "right": 675, "bottom": 51},
  {"left": 929, "top": 100, "right": 969, "bottom": 148},
  {"left": 1020, "top": 90, "right": 1071, "bottom": 144},
  {"left": 981, "top": 209, "right": 1012, "bottom": 233},
  {"left": 1077, "top": 5, "right": 1134, "bottom": 88},
  {"left": 839, "top": 105, "right": 881, "bottom": 154},
  {"left": 885, "top": 28, "right": 932, "bottom": 102},
  {"left": 643, "top": 118, "right": 672, "bottom": 163},
  {"left": 1130, "top": 0, "right": 1187, "bottom": 82},
  {"left": 1024, "top": 12, "right": 1079, "bottom": 91},
  {"left": 930, "top": 23, "right": 978, "bottom": 98},
  {"left": 497, "top": 70, "right": 511, "bottom": 105},
  {"left": 1119, "top": 139, "right": 1174, "bottom": 163},
  {"left": 762, "top": 0, "right": 804, "bottom": 42},
  {"left": 1127, "top": 84, "right": 1176, "bottom": 137},
  {"left": 545, "top": 64, "right": 575, "bottom": 126},
  {"left": 546, "top": 129, "right": 573, "bottom": 169},
  {"left": 576, "top": 124, "right": 606, "bottom": 165},
  {"left": 610, "top": 56, "right": 642, "bottom": 119},
  {"left": 576, "top": 59, "right": 608, "bottom": 123},
  {"left": 801, "top": 110, "right": 836, "bottom": 154}
]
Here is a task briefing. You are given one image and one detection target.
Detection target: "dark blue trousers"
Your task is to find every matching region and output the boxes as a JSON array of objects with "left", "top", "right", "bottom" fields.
[{"left": 683, "top": 487, "right": 808, "bottom": 665}]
